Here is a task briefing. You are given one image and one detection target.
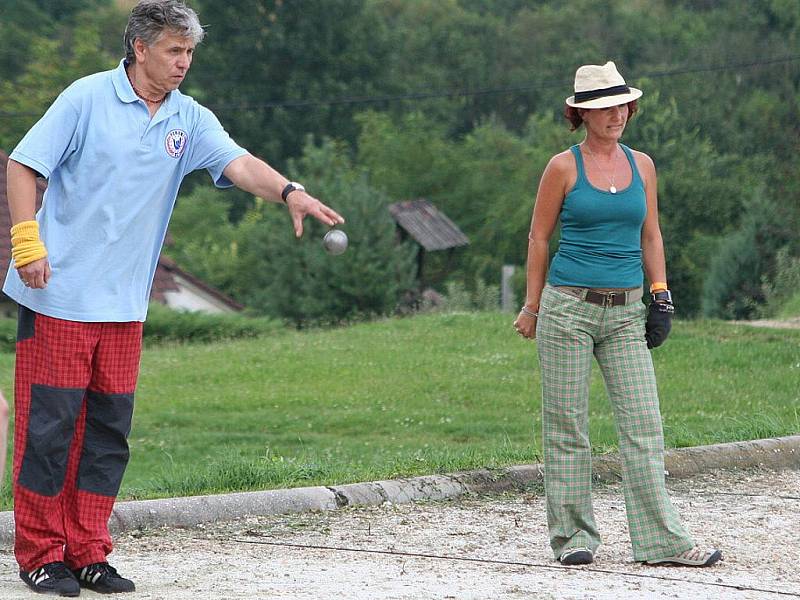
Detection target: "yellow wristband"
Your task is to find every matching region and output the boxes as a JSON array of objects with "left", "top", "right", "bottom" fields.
[
  {"left": 10, "top": 221, "right": 48, "bottom": 268},
  {"left": 649, "top": 281, "right": 668, "bottom": 293}
]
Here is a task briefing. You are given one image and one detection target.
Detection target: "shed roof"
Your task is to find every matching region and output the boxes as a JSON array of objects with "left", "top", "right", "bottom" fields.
[{"left": 388, "top": 199, "right": 469, "bottom": 251}]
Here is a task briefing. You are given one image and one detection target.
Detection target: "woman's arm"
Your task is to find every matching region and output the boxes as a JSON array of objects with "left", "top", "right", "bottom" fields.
[
  {"left": 514, "top": 152, "right": 571, "bottom": 339},
  {"left": 636, "top": 151, "right": 667, "bottom": 287}
]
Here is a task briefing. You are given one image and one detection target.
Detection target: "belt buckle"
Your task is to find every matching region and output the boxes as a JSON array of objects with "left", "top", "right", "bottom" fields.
[{"left": 604, "top": 292, "right": 616, "bottom": 307}]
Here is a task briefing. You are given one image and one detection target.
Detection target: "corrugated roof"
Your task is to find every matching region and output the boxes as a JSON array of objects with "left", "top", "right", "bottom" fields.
[
  {"left": 388, "top": 199, "right": 469, "bottom": 251},
  {"left": 0, "top": 150, "right": 241, "bottom": 311}
]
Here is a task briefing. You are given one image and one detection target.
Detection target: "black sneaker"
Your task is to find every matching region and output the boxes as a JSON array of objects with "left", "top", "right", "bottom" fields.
[
  {"left": 559, "top": 547, "right": 594, "bottom": 565},
  {"left": 20, "top": 561, "right": 81, "bottom": 597},
  {"left": 72, "top": 563, "right": 135, "bottom": 594}
]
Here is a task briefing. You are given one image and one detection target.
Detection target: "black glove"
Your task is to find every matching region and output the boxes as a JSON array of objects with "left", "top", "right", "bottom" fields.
[{"left": 645, "top": 291, "right": 674, "bottom": 349}]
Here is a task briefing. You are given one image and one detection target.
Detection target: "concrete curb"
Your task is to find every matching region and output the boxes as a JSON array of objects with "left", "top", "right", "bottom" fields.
[{"left": 1, "top": 435, "right": 798, "bottom": 547}]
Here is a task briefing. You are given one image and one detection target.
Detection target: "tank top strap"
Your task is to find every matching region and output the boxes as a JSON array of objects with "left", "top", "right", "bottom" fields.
[
  {"left": 619, "top": 144, "right": 643, "bottom": 187},
  {"left": 569, "top": 144, "right": 587, "bottom": 186}
]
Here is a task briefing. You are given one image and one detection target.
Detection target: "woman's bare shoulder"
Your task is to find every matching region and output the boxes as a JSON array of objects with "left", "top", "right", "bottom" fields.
[
  {"left": 545, "top": 149, "right": 576, "bottom": 176},
  {"left": 628, "top": 148, "right": 656, "bottom": 174}
]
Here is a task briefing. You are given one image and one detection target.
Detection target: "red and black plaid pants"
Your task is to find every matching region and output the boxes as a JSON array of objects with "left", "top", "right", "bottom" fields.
[{"left": 13, "top": 306, "right": 143, "bottom": 571}]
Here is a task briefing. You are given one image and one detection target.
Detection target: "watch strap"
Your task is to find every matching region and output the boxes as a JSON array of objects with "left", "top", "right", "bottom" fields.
[
  {"left": 651, "top": 289, "right": 673, "bottom": 304},
  {"left": 281, "top": 182, "right": 305, "bottom": 203}
]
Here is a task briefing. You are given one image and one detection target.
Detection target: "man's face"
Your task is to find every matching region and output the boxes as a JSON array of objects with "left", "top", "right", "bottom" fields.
[{"left": 135, "top": 31, "right": 195, "bottom": 93}]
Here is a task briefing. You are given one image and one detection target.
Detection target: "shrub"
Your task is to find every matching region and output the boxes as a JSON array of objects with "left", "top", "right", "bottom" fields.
[
  {"left": 701, "top": 191, "right": 791, "bottom": 319},
  {"left": 232, "top": 138, "right": 417, "bottom": 326},
  {"left": 0, "top": 319, "right": 16, "bottom": 353},
  {"left": 760, "top": 247, "right": 800, "bottom": 318},
  {"left": 432, "top": 278, "right": 500, "bottom": 313},
  {"left": 143, "top": 303, "right": 282, "bottom": 345}
]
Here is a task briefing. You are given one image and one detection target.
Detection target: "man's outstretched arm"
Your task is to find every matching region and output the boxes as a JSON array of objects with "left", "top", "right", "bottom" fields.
[{"left": 223, "top": 154, "right": 344, "bottom": 238}]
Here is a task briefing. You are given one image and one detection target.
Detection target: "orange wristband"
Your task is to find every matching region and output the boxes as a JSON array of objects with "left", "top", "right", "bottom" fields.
[{"left": 649, "top": 281, "right": 668, "bottom": 293}]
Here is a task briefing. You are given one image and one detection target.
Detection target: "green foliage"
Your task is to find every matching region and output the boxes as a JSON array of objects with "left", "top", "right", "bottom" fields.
[
  {"left": 0, "top": 319, "right": 16, "bottom": 354},
  {"left": 0, "top": 306, "right": 283, "bottom": 352},
  {"left": 230, "top": 138, "right": 417, "bottom": 325},
  {"left": 143, "top": 303, "right": 282, "bottom": 345},
  {"left": 187, "top": 0, "right": 394, "bottom": 167},
  {"left": 3, "top": 0, "right": 800, "bottom": 319},
  {"left": 777, "top": 292, "right": 800, "bottom": 319},
  {"left": 701, "top": 191, "right": 790, "bottom": 319},
  {"left": 435, "top": 279, "right": 500, "bottom": 312},
  {"left": 166, "top": 187, "right": 239, "bottom": 293},
  {"left": 760, "top": 248, "right": 800, "bottom": 318},
  {"left": 0, "top": 2, "right": 123, "bottom": 149}
]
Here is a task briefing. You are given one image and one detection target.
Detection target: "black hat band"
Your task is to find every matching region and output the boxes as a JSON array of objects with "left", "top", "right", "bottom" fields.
[{"left": 573, "top": 85, "right": 631, "bottom": 103}]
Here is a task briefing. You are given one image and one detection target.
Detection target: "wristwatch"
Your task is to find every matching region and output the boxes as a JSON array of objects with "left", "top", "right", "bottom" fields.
[
  {"left": 281, "top": 181, "right": 305, "bottom": 203},
  {"left": 652, "top": 289, "right": 673, "bottom": 304}
]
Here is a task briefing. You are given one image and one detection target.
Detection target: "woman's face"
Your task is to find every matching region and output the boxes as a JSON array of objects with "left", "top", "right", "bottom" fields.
[{"left": 580, "top": 103, "right": 629, "bottom": 141}]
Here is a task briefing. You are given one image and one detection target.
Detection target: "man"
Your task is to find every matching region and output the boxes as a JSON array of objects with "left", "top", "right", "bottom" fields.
[{"left": 5, "top": 1, "right": 343, "bottom": 595}]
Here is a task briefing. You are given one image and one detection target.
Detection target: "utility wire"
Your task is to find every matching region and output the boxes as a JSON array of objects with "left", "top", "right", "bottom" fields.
[
  {"left": 0, "top": 54, "right": 798, "bottom": 120},
  {"left": 230, "top": 537, "right": 800, "bottom": 598},
  {"left": 203, "top": 54, "right": 800, "bottom": 113}
]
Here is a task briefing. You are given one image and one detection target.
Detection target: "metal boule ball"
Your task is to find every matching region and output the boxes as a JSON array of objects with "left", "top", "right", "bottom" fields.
[{"left": 323, "top": 229, "right": 348, "bottom": 255}]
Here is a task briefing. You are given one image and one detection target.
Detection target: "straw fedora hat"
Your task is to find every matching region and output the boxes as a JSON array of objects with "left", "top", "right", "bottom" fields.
[{"left": 565, "top": 61, "right": 642, "bottom": 109}]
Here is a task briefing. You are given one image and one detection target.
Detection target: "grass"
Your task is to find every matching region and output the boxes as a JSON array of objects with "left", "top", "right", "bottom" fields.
[{"left": 0, "top": 312, "right": 798, "bottom": 508}]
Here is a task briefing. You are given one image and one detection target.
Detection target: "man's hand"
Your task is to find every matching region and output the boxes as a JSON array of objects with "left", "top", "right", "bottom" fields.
[
  {"left": 221, "top": 155, "right": 345, "bottom": 237},
  {"left": 286, "top": 191, "right": 344, "bottom": 238},
  {"left": 18, "top": 258, "right": 51, "bottom": 289}
]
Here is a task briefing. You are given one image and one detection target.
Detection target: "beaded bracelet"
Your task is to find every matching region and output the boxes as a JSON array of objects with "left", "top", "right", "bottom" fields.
[{"left": 521, "top": 306, "right": 539, "bottom": 318}]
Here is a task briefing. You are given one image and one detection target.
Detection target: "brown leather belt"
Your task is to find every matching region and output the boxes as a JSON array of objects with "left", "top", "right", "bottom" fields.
[{"left": 555, "top": 286, "right": 644, "bottom": 307}]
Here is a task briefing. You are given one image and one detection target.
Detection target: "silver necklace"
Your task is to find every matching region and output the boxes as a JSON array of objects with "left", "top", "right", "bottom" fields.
[{"left": 583, "top": 145, "right": 620, "bottom": 194}]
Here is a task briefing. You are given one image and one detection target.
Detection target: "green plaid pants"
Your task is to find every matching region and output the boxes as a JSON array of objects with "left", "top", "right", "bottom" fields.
[{"left": 536, "top": 285, "right": 694, "bottom": 561}]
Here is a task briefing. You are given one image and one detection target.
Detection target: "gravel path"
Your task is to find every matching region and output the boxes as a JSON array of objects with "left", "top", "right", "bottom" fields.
[
  {"left": 732, "top": 317, "right": 800, "bottom": 330},
  {"left": 0, "top": 468, "right": 798, "bottom": 599}
]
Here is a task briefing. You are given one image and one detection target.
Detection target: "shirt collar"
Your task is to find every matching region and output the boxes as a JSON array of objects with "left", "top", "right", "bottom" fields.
[
  {"left": 111, "top": 59, "right": 181, "bottom": 119},
  {"left": 112, "top": 59, "right": 138, "bottom": 104}
]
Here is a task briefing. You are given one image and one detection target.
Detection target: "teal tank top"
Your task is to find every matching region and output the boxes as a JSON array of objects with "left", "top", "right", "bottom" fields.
[{"left": 548, "top": 144, "right": 647, "bottom": 288}]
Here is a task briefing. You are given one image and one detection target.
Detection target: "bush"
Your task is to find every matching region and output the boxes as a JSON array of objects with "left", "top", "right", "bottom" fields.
[
  {"left": 760, "top": 247, "right": 800, "bottom": 318},
  {"left": 143, "top": 303, "right": 282, "bottom": 345},
  {"left": 701, "top": 191, "right": 791, "bottom": 319},
  {"left": 0, "top": 305, "right": 282, "bottom": 353},
  {"left": 431, "top": 278, "right": 500, "bottom": 312},
  {"left": 0, "top": 318, "right": 16, "bottom": 353},
  {"left": 232, "top": 138, "right": 417, "bottom": 326}
]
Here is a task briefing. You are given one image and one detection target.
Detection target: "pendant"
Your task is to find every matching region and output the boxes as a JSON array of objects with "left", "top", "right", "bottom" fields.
[{"left": 609, "top": 185, "right": 617, "bottom": 194}]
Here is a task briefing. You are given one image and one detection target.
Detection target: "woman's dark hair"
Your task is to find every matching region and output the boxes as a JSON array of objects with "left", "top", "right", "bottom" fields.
[{"left": 564, "top": 100, "right": 639, "bottom": 131}]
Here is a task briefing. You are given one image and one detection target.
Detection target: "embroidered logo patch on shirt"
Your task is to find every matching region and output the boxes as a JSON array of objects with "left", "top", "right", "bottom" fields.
[{"left": 165, "top": 129, "right": 188, "bottom": 159}]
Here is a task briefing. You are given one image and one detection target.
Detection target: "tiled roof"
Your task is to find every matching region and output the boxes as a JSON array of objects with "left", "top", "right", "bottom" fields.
[
  {"left": 388, "top": 199, "right": 469, "bottom": 251},
  {"left": 0, "top": 150, "right": 241, "bottom": 311}
]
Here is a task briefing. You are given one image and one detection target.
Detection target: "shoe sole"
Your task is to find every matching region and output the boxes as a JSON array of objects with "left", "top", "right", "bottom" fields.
[
  {"left": 78, "top": 581, "right": 136, "bottom": 594},
  {"left": 645, "top": 549, "right": 722, "bottom": 567},
  {"left": 21, "top": 580, "right": 80, "bottom": 597},
  {"left": 559, "top": 549, "right": 594, "bottom": 565}
]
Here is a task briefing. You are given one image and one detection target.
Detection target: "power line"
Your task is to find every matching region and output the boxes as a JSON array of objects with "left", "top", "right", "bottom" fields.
[
  {"left": 0, "top": 54, "right": 798, "bottom": 120},
  {"left": 204, "top": 54, "right": 800, "bottom": 113}
]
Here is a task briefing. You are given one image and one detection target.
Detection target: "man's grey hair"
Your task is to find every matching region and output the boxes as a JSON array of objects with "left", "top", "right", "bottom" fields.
[{"left": 123, "top": 0, "right": 205, "bottom": 63}]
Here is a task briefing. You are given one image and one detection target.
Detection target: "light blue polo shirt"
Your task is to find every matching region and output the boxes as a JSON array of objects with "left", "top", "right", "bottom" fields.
[{"left": 4, "top": 60, "right": 248, "bottom": 322}]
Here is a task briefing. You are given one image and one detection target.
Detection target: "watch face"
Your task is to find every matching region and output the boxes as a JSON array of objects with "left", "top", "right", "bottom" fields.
[{"left": 653, "top": 290, "right": 672, "bottom": 303}]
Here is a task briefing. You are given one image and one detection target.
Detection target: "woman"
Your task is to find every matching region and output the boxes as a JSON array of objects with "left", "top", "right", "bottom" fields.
[{"left": 514, "top": 62, "right": 721, "bottom": 568}]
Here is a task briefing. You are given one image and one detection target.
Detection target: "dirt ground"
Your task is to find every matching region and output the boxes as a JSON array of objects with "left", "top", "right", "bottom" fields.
[
  {"left": 1, "top": 468, "right": 798, "bottom": 600},
  {"left": 732, "top": 317, "right": 800, "bottom": 330}
]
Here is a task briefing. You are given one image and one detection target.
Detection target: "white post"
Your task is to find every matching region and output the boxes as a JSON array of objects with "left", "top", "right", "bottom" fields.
[{"left": 501, "top": 265, "right": 515, "bottom": 312}]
